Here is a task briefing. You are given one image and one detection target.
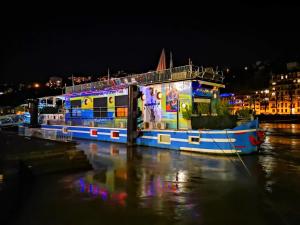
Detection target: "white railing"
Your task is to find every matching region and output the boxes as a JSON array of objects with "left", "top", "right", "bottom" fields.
[{"left": 65, "top": 65, "right": 224, "bottom": 94}]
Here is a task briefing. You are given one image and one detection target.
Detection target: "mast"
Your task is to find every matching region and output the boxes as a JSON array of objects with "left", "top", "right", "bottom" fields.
[{"left": 170, "top": 51, "right": 173, "bottom": 69}]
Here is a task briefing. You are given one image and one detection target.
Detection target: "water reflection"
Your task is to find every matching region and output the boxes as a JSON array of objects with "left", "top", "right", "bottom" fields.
[
  {"left": 65, "top": 141, "right": 258, "bottom": 222},
  {"left": 4, "top": 123, "right": 300, "bottom": 225}
]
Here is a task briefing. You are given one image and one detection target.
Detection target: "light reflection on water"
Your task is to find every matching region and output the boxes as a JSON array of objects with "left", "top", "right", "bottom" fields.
[
  {"left": 64, "top": 123, "right": 300, "bottom": 224},
  {"left": 57, "top": 140, "right": 258, "bottom": 223},
  {"left": 5, "top": 123, "right": 300, "bottom": 225}
]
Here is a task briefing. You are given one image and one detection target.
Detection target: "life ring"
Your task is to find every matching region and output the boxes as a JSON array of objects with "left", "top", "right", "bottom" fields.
[{"left": 249, "top": 135, "right": 262, "bottom": 146}]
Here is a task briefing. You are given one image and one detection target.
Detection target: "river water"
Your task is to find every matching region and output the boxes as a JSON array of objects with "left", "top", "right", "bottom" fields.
[{"left": 1, "top": 123, "right": 300, "bottom": 225}]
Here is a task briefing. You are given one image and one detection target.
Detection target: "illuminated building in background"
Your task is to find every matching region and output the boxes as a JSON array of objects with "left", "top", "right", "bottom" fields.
[
  {"left": 269, "top": 71, "right": 300, "bottom": 114},
  {"left": 222, "top": 62, "right": 300, "bottom": 115},
  {"left": 68, "top": 76, "right": 92, "bottom": 84},
  {"left": 47, "top": 76, "right": 63, "bottom": 89}
]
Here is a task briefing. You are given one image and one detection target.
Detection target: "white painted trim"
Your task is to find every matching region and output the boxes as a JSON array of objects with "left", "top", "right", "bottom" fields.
[
  {"left": 141, "top": 136, "right": 157, "bottom": 140},
  {"left": 97, "top": 132, "right": 110, "bottom": 135},
  {"left": 201, "top": 138, "right": 236, "bottom": 142},
  {"left": 141, "top": 135, "right": 235, "bottom": 143},
  {"left": 42, "top": 128, "right": 61, "bottom": 131},
  {"left": 142, "top": 129, "right": 256, "bottom": 134},
  {"left": 43, "top": 125, "right": 255, "bottom": 134},
  {"left": 43, "top": 124, "right": 126, "bottom": 130},
  {"left": 171, "top": 138, "right": 187, "bottom": 142},
  {"left": 69, "top": 130, "right": 90, "bottom": 134},
  {"left": 180, "top": 147, "right": 241, "bottom": 154}
]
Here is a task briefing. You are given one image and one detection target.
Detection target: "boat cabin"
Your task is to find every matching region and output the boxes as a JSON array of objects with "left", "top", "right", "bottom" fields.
[{"left": 63, "top": 65, "right": 225, "bottom": 130}]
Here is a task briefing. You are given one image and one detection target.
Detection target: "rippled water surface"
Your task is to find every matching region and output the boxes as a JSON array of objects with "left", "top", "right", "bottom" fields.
[{"left": 1, "top": 123, "right": 300, "bottom": 225}]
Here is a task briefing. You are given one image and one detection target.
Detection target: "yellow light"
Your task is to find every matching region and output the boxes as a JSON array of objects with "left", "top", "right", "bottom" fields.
[
  {"left": 34, "top": 83, "right": 40, "bottom": 88},
  {"left": 181, "top": 103, "right": 187, "bottom": 109}
]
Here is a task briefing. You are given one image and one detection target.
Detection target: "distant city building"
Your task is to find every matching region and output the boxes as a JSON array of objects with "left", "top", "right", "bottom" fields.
[
  {"left": 68, "top": 76, "right": 92, "bottom": 84},
  {"left": 287, "top": 62, "right": 300, "bottom": 71},
  {"left": 0, "top": 106, "right": 15, "bottom": 115},
  {"left": 222, "top": 62, "right": 300, "bottom": 115},
  {"left": 47, "top": 76, "right": 63, "bottom": 89}
]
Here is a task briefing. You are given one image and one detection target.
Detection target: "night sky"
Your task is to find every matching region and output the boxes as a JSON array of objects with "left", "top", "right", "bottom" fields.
[{"left": 1, "top": 3, "right": 300, "bottom": 83}]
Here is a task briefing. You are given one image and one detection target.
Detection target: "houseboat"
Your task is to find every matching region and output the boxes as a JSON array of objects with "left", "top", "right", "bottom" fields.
[{"left": 37, "top": 63, "right": 264, "bottom": 155}]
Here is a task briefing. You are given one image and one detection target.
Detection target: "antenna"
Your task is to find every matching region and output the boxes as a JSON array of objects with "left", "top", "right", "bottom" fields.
[
  {"left": 72, "top": 74, "right": 74, "bottom": 91},
  {"left": 107, "top": 68, "right": 110, "bottom": 85}
]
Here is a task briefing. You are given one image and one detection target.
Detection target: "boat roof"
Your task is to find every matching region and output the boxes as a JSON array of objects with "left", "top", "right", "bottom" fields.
[
  {"left": 38, "top": 95, "right": 65, "bottom": 100},
  {"left": 65, "top": 65, "right": 224, "bottom": 95}
]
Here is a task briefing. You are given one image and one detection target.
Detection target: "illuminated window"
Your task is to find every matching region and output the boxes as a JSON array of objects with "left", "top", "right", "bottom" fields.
[
  {"left": 115, "top": 95, "right": 128, "bottom": 118},
  {"left": 116, "top": 107, "right": 128, "bottom": 117}
]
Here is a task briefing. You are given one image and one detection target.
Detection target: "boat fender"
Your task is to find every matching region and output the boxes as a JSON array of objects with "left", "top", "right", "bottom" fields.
[{"left": 249, "top": 134, "right": 263, "bottom": 146}]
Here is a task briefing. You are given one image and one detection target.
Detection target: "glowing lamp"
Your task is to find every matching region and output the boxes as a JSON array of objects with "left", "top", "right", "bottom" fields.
[{"left": 181, "top": 103, "right": 187, "bottom": 109}]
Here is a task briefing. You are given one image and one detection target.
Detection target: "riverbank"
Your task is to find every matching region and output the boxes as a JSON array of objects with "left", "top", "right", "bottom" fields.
[
  {"left": 257, "top": 114, "right": 300, "bottom": 123},
  {"left": 0, "top": 131, "right": 92, "bottom": 225}
]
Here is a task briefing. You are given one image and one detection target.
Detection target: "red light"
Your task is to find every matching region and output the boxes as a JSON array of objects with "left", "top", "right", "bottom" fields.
[{"left": 112, "top": 131, "right": 119, "bottom": 138}]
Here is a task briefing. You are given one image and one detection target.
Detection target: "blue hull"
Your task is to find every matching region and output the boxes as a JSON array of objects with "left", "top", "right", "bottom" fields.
[{"left": 40, "top": 120, "right": 262, "bottom": 155}]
